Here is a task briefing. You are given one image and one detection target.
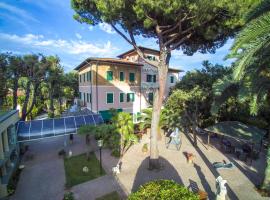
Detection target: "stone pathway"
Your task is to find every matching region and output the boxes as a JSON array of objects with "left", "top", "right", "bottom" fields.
[{"left": 8, "top": 132, "right": 268, "bottom": 200}]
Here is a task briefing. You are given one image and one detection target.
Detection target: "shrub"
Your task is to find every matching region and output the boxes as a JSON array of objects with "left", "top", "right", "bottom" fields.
[
  {"left": 128, "top": 180, "right": 199, "bottom": 200},
  {"left": 63, "top": 191, "right": 75, "bottom": 200}
]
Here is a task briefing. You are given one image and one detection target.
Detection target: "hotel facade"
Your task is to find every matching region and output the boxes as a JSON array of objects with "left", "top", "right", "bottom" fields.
[{"left": 75, "top": 47, "right": 182, "bottom": 121}]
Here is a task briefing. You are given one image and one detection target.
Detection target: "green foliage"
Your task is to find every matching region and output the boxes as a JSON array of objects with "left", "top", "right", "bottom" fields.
[
  {"left": 113, "top": 112, "right": 138, "bottom": 156},
  {"left": 128, "top": 180, "right": 199, "bottom": 200},
  {"left": 72, "top": 0, "right": 256, "bottom": 54},
  {"left": 78, "top": 125, "right": 97, "bottom": 136},
  {"left": 63, "top": 192, "right": 75, "bottom": 200}
]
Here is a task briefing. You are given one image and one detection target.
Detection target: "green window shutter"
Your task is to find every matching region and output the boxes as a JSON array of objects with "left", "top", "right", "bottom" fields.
[
  {"left": 79, "top": 92, "right": 82, "bottom": 99},
  {"left": 87, "top": 93, "right": 89, "bottom": 102},
  {"left": 120, "top": 93, "right": 124, "bottom": 102},
  {"left": 83, "top": 73, "right": 86, "bottom": 82},
  {"left": 107, "top": 93, "right": 114, "bottom": 103},
  {"left": 148, "top": 92, "right": 153, "bottom": 103},
  {"left": 129, "top": 73, "right": 135, "bottom": 82},
  {"left": 90, "top": 93, "right": 92, "bottom": 103},
  {"left": 131, "top": 93, "right": 135, "bottom": 102},
  {"left": 79, "top": 75, "right": 81, "bottom": 83},
  {"left": 170, "top": 76, "right": 174, "bottom": 83},
  {"left": 107, "top": 71, "right": 113, "bottom": 81},
  {"left": 153, "top": 75, "right": 156, "bottom": 83},
  {"left": 146, "top": 74, "right": 152, "bottom": 82},
  {"left": 127, "top": 93, "right": 135, "bottom": 102},
  {"left": 83, "top": 93, "right": 86, "bottom": 103},
  {"left": 120, "top": 72, "right": 124, "bottom": 81},
  {"left": 89, "top": 71, "right": 92, "bottom": 81}
]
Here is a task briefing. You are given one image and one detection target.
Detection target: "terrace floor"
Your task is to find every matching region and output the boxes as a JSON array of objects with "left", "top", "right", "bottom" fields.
[{"left": 8, "top": 131, "right": 268, "bottom": 200}]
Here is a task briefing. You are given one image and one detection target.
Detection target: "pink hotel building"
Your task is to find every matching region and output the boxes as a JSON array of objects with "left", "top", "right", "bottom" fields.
[{"left": 75, "top": 47, "right": 182, "bottom": 121}]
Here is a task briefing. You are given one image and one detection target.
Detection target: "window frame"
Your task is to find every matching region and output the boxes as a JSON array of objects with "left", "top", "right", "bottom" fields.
[
  {"left": 129, "top": 72, "right": 135, "bottom": 82},
  {"left": 119, "top": 71, "right": 125, "bottom": 81},
  {"left": 106, "top": 92, "right": 114, "bottom": 104},
  {"left": 127, "top": 93, "right": 135, "bottom": 102},
  {"left": 107, "top": 71, "right": 113, "bottom": 81},
  {"left": 119, "top": 92, "right": 124, "bottom": 103},
  {"left": 170, "top": 76, "right": 174, "bottom": 83}
]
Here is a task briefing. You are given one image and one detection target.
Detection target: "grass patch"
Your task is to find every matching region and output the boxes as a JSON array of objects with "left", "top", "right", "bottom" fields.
[
  {"left": 64, "top": 153, "right": 106, "bottom": 187},
  {"left": 96, "top": 191, "right": 120, "bottom": 200}
]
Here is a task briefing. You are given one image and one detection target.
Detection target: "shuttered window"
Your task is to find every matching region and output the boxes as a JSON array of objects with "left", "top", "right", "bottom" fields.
[
  {"left": 153, "top": 75, "right": 156, "bottom": 83},
  {"left": 129, "top": 73, "right": 135, "bottom": 82},
  {"left": 146, "top": 74, "right": 152, "bottom": 82},
  {"left": 120, "top": 71, "right": 124, "bottom": 81},
  {"left": 107, "top": 93, "right": 114, "bottom": 103},
  {"left": 148, "top": 92, "right": 154, "bottom": 103},
  {"left": 120, "top": 93, "right": 124, "bottom": 103},
  {"left": 170, "top": 76, "right": 174, "bottom": 83},
  {"left": 127, "top": 93, "right": 135, "bottom": 102},
  {"left": 107, "top": 71, "right": 113, "bottom": 81}
]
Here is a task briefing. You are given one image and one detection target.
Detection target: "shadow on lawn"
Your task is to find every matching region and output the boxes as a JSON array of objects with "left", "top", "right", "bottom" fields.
[{"left": 131, "top": 156, "right": 183, "bottom": 192}]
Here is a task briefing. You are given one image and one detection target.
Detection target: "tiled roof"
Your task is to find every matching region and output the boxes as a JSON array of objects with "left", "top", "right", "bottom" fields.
[
  {"left": 117, "top": 46, "right": 160, "bottom": 58},
  {"left": 74, "top": 57, "right": 143, "bottom": 70}
]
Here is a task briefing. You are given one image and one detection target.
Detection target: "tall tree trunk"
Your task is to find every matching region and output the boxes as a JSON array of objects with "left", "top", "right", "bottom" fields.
[
  {"left": 149, "top": 49, "right": 170, "bottom": 169},
  {"left": 21, "top": 81, "right": 31, "bottom": 121},
  {"left": 12, "top": 78, "right": 18, "bottom": 110}
]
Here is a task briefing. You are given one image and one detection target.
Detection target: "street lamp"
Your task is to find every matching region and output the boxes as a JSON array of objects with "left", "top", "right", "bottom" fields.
[{"left": 97, "top": 139, "right": 103, "bottom": 175}]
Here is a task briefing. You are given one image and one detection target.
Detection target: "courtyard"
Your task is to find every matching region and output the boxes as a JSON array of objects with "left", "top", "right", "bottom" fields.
[{"left": 8, "top": 130, "right": 267, "bottom": 200}]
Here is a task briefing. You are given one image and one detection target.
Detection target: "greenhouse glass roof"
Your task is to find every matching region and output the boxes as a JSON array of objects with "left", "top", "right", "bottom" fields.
[{"left": 17, "top": 114, "right": 103, "bottom": 142}]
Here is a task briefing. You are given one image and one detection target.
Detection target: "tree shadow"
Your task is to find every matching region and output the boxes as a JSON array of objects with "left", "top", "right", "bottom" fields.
[
  {"left": 185, "top": 133, "right": 239, "bottom": 200},
  {"left": 193, "top": 163, "right": 215, "bottom": 199},
  {"left": 131, "top": 156, "right": 183, "bottom": 192},
  {"left": 199, "top": 134, "right": 266, "bottom": 187}
]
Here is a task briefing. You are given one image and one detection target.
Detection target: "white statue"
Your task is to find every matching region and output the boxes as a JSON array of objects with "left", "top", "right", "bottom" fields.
[{"left": 216, "top": 176, "right": 227, "bottom": 200}]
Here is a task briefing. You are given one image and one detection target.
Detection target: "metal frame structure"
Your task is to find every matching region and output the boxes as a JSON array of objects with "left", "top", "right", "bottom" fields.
[{"left": 17, "top": 114, "right": 104, "bottom": 142}]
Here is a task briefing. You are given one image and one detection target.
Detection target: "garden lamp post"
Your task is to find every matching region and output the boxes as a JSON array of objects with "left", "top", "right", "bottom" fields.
[{"left": 97, "top": 139, "right": 103, "bottom": 175}]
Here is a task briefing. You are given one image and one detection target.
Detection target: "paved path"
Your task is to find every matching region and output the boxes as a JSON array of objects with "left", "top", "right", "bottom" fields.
[
  {"left": 115, "top": 132, "right": 267, "bottom": 200},
  {"left": 9, "top": 135, "right": 124, "bottom": 200}
]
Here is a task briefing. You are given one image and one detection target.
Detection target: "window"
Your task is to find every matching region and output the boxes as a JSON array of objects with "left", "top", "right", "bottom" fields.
[
  {"left": 127, "top": 93, "right": 135, "bottom": 102},
  {"left": 146, "top": 74, "right": 152, "bottom": 82},
  {"left": 119, "top": 93, "right": 124, "bottom": 103},
  {"left": 148, "top": 92, "right": 154, "bottom": 103},
  {"left": 107, "top": 71, "right": 113, "bottom": 81},
  {"left": 119, "top": 71, "right": 124, "bottom": 81},
  {"left": 170, "top": 76, "right": 174, "bottom": 83},
  {"left": 107, "top": 93, "right": 114, "bottom": 103},
  {"left": 87, "top": 93, "right": 89, "bottom": 103},
  {"left": 87, "top": 71, "right": 91, "bottom": 81},
  {"left": 83, "top": 73, "right": 86, "bottom": 82},
  {"left": 153, "top": 75, "right": 156, "bottom": 83},
  {"left": 79, "top": 92, "right": 82, "bottom": 99},
  {"left": 79, "top": 75, "right": 82, "bottom": 83},
  {"left": 89, "top": 93, "right": 92, "bottom": 103},
  {"left": 129, "top": 72, "right": 135, "bottom": 82},
  {"left": 83, "top": 93, "right": 86, "bottom": 103}
]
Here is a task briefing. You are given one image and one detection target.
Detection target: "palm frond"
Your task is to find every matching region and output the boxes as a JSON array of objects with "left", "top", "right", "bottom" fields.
[
  {"left": 247, "top": 0, "right": 270, "bottom": 22},
  {"left": 231, "top": 11, "right": 270, "bottom": 54}
]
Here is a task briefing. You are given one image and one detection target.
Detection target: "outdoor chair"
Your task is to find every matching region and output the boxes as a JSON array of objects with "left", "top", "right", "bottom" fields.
[{"left": 165, "top": 128, "right": 182, "bottom": 151}]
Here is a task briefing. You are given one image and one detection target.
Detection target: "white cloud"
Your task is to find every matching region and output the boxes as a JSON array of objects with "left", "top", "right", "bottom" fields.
[
  {"left": 88, "top": 26, "right": 94, "bottom": 31},
  {"left": 98, "top": 23, "right": 115, "bottom": 34},
  {"left": 0, "top": 2, "right": 39, "bottom": 23},
  {"left": 0, "top": 33, "right": 118, "bottom": 57},
  {"left": 75, "top": 33, "right": 82, "bottom": 39}
]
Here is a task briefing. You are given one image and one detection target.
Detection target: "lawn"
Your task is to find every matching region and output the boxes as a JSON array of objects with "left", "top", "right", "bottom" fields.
[
  {"left": 96, "top": 191, "right": 120, "bottom": 200},
  {"left": 64, "top": 153, "right": 106, "bottom": 187}
]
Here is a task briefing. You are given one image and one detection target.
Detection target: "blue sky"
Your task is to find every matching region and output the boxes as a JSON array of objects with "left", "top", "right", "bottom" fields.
[{"left": 0, "top": 0, "right": 234, "bottom": 73}]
